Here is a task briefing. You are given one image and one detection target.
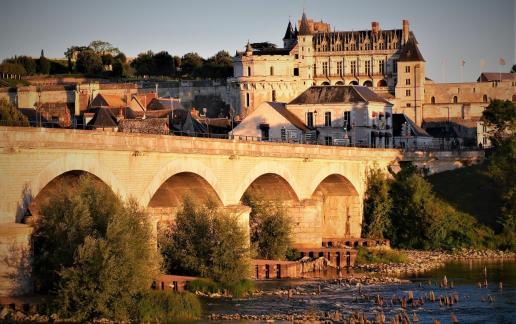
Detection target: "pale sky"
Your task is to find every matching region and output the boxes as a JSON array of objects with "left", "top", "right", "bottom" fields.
[{"left": 1, "top": 0, "right": 514, "bottom": 82}]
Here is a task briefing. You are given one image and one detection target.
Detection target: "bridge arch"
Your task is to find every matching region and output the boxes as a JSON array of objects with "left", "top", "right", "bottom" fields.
[
  {"left": 18, "top": 155, "right": 126, "bottom": 222},
  {"left": 142, "top": 159, "right": 225, "bottom": 207},
  {"left": 234, "top": 162, "right": 301, "bottom": 204}
]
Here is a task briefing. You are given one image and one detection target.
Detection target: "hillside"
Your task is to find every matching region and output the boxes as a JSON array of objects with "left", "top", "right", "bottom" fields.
[{"left": 427, "top": 164, "right": 503, "bottom": 232}]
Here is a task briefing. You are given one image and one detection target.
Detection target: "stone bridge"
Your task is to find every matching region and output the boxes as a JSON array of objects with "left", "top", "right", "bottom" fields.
[{"left": 0, "top": 127, "right": 400, "bottom": 295}]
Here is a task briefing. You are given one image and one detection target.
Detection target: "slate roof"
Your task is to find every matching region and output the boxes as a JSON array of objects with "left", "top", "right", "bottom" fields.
[
  {"left": 477, "top": 72, "right": 516, "bottom": 82},
  {"left": 289, "top": 85, "right": 391, "bottom": 105},
  {"left": 87, "top": 107, "right": 118, "bottom": 128},
  {"left": 268, "top": 102, "right": 311, "bottom": 132},
  {"left": 298, "top": 12, "right": 312, "bottom": 35},
  {"left": 283, "top": 21, "right": 295, "bottom": 40},
  {"left": 398, "top": 36, "right": 425, "bottom": 62}
]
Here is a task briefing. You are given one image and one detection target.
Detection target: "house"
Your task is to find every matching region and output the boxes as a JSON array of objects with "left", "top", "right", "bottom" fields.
[
  {"left": 230, "top": 101, "right": 311, "bottom": 142},
  {"left": 129, "top": 92, "right": 157, "bottom": 112},
  {"left": 286, "top": 85, "right": 393, "bottom": 147},
  {"left": 423, "top": 117, "right": 490, "bottom": 148},
  {"left": 86, "top": 107, "right": 119, "bottom": 131},
  {"left": 147, "top": 97, "right": 183, "bottom": 111}
]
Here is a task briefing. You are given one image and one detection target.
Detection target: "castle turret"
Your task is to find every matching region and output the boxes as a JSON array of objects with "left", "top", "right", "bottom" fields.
[
  {"left": 283, "top": 21, "right": 296, "bottom": 49},
  {"left": 297, "top": 12, "right": 314, "bottom": 84}
]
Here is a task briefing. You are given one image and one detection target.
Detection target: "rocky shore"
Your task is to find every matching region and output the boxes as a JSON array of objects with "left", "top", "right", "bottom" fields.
[{"left": 354, "top": 248, "right": 516, "bottom": 275}]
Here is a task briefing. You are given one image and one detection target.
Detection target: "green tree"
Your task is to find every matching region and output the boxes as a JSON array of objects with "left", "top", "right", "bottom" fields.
[
  {"left": 131, "top": 51, "right": 155, "bottom": 77},
  {"left": 153, "top": 51, "right": 175, "bottom": 76},
  {"left": 242, "top": 194, "right": 292, "bottom": 260},
  {"left": 0, "top": 98, "right": 29, "bottom": 126},
  {"left": 88, "top": 40, "right": 120, "bottom": 56},
  {"left": 38, "top": 50, "right": 50, "bottom": 74},
  {"left": 75, "top": 50, "right": 103, "bottom": 75},
  {"left": 362, "top": 167, "right": 392, "bottom": 239},
  {"left": 180, "top": 52, "right": 204, "bottom": 77},
  {"left": 4, "top": 56, "right": 36, "bottom": 75},
  {"left": 159, "top": 197, "right": 250, "bottom": 285},
  {"left": 0, "top": 63, "right": 27, "bottom": 76}
]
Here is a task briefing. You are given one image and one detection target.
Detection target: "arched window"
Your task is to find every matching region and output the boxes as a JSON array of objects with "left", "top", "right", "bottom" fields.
[
  {"left": 246, "top": 93, "right": 250, "bottom": 107},
  {"left": 431, "top": 96, "right": 435, "bottom": 104},
  {"left": 363, "top": 80, "right": 373, "bottom": 87},
  {"left": 247, "top": 67, "right": 251, "bottom": 76},
  {"left": 483, "top": 95, "right": 488, "bottom": 103},
  {"left": 321, "top": 81, "right": 330, "bottom": 86},
  {"left": 349, "top": 81, "right": 359, "bottom": 85},
  {"left": 453, "top": 96, "right": 458, "bottom": 104}
]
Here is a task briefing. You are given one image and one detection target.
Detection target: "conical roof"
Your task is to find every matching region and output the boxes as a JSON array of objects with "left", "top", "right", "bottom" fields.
[
  {"left": 298, "top": 12, "right": 312, "bottom": 35},
  {"left": 283, "top": 21, "right": 294, "bottom": 40},
  {"left": 399, "top": 35, "right": 425, "bottom": 62}
]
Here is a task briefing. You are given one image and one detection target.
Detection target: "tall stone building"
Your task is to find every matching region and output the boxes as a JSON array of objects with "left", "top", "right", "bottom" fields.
[{"left": 228, "top": 12, "right": 515, "bottom": 127}]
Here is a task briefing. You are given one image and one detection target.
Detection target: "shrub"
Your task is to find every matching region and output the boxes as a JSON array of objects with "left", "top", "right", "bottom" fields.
[
  {"left": 355, "top": 247, "right": 408, "bottom": 264},
  {"left": 186, "top": 278, "right": 255, "bottom": 298},
  {"left": 243, "top": 193, "right": 292, "bottom": 260},
  {"left": 159, "top": 197, "right": 250, "bottom": 286},
  {"left": 186, "top": 278, "right": 220, "bottom": 294},
  {"left": 136, "top": 291, "right": 201, "bottom": 322},
  {"left": 0, "top": 99, "right": 29, "bottom": 126},
  {"left": 362, "top": 167, "right": 392, "bottom": 239}
]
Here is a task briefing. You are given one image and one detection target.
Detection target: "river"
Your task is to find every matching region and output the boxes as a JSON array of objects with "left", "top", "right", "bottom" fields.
[{"left": 202, "top": 260, "right": 516, "bottom": 323}]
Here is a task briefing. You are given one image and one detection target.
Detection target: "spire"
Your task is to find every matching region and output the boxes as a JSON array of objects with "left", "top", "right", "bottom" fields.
[
  {"left": 398, "top": 35, "right": 425, "bottom": 62},
  {"left": 245, "top": 41, "right": 253, "bottom": 56},
  {"left": 298, "top": 11, "right": 312, "bottom": 36},
  {"left": 283, "top": 20, "right": 294, "bottom": 40}
]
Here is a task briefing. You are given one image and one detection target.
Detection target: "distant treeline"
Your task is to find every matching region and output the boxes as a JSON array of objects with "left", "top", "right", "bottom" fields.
[{"left": 1, "top": 40, "right": 234, "bottom": 80}]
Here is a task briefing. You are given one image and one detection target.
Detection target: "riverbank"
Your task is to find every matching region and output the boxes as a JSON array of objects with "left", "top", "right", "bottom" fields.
[{"left": 355, "top": 248, "right": 516, "bottom": 275}]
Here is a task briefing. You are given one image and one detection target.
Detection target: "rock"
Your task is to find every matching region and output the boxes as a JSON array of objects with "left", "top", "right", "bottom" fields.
[
  {"left": 12, "top": 310, "right": 27, "bottom": 321},
  {"left": 0, "top": 307, "right": 12, "bottom": 320}
]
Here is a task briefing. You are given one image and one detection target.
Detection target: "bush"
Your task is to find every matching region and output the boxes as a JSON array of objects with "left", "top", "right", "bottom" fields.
[
  {"left": 32, "top": 174, "right": 160, "bottom": 321},
  {"left": 186, "top": 278, "right": 220, "bottom": 294},
  {"left": 362, "top": 167, "right": 392, "bottom": 239},
  {"left": 243, "top": 193, "right": 292, "bottom": 260},
  {"left": 0, "top": 99, "right": 29, "bottom": 126},
  {"left": 136, "top": 291, "right": 201, "bottom": 322},
  {"left": 355, "top": 247, "right": 408, "bottom": 264},
  {"left": 159, "top": 197, "right": 250, "bottom": 286}
]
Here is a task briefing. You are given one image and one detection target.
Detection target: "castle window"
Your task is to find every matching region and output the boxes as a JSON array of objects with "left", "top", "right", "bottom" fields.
[
  {"left": 453, "top": 96, "right": 458, "bottom": 104},
  {"left": 295, "top": 54, "right": 299, "bottom": 59},
  {"left": 365, "top": 60, "right": 371, "bottom": 75},
  {"left": 406, "top": 78, "right": 411, "bottom": 85},
  {"left": 306, "top": 112, "right": 314, "bottom": 128},
  {"left": 351, "top": 61, "right": 357, "bottom": 75},
  {"left": 322, "top": 62, "right": 329, "bottom": 76},
  {"left": 512, "top": 95, "right": 516, "bottom": 102},
  {"left": 483, "top": 95, "right": 488, "bottom": 102},
  {"left": 270, "top": 67, "right": 274, "bottom": 76},
  {"left": 431, "top": 96, "right": 435, "bottom": 104},
  {"left": 293, "top": 68, "right": 299, "bottom": 76},
  {"left": 337, "top": 61, "right": 343, "bottom": 76},
  {"left": 405, "top": 66, "right": 411, "bottom": 73},
  {"left": 379, "top": 60, "right": 385, "bottom": 75},
  {"left": 393, "top": 60, "right": 398, "bottom": 73},
  {"left": 325, "top": 112, "right": 332, "bottom": 127},
  {"left": 272, "top": 90, "right": 276, "bottom": 101},
  {"left": 406, "top": 89, "right": 411, "bottom": 97},
  {"left": 247, "top": 67, "right": 251, "bottom": 76},
  {"left": 406, "top": 103, "right": 411, "bottom": 107},
  {"left": 246, "top": 93, "right": 250, "bottom": 107}
]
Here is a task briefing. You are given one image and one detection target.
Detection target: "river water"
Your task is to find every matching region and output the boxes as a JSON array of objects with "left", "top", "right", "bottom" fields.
[{"left": 202, "top": 260, "right": 516, "bottom": 323}]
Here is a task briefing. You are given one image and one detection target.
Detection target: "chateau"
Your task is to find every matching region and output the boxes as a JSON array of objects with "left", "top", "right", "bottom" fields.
[{"left": 228, "top": 12, "right": 516, "bottom": 131}]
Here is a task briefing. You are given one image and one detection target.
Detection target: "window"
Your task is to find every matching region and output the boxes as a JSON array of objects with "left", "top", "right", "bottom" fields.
[
  {"left": 324, "top": 136, "right": 333, "bottom": 146},
  {"left": 270, "top": 66, "right": 274, "bottom": 76},
  {"left": 294, "top": 54, "right": 299, "bottom": 59},
  {"left": 483, "top": 95, "right": 488, "bottom": 102},
  {"left": 281, "top": 128, "right": 287, "bottom": 141},
  {"left": 351, "top": 61, "right": 357, "bottom": 75},
  {"left": 453, "top": 96, "right": 458, "bottom": 104},
  {"left": 406, "top": 103, "right": 411, "bottom": 107},
  {"left": 322, "top": 62, "right": 329, "bottom": 76},
  {"left": 324, "top": 112, "right": 332, "bottom": 126},
  {"left": 313, "top": 64, "right": 317, "bottom": 75},
  {"left": 293, "top": 68, "right": 299, "bottom": 76},
  {"left": 337, "top": 61, "right": 343, "bottom": 76},
  {"left": 365, "top": 60, "right": 371, "bottom": 75},
  {"left": 406, "top": 78, "right": 411, "bottom": 85},
  {"left": 406, "top": 89, "right": 411, "bottom": 96},
  {"left": 431, "top": 96, "right": 435, "bottom": 104},
  {"left": 246, "top": 93, "right": 250, "bottom": 107},
  {"left": 405, "top": 66, "right": 411, "bottom": 73},
  {"left": 379, "top": 59, "right": 385, "bottom": 74},
  {"left": 272, "top": 90, "right": 276, "bottom": 101},
  {"left": 247, "top": 67, "right": 251, "bottom": 76},
  {"left": 393, "top": 60, "right": 398, "bottom": 73},
  {"left": 306, "top": 112, "right": 314, "bottom": 128},
  {"left": 343, "top": 111, "right": 351, "bottom": 130},
  {"left": 259, "top": 124, "right": 269, "bottom": 141}
]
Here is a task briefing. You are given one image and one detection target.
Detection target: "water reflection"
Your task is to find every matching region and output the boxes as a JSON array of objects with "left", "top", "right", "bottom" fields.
[{"left": 202, "top": 260, "right": 516, "bottom": 323}]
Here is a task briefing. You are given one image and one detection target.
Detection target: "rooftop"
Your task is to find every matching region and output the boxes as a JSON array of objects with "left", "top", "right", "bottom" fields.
[{"left": 289, "top": 85, "right": 392, "bottom": 105}]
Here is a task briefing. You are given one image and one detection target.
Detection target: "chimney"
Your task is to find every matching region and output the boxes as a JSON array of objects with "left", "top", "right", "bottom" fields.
[
  {"left": 402, "top": 20, "right": 410, "bottom": 44},
  {"left": 371, "top": 21, "right": 380, "bottom": 34}
]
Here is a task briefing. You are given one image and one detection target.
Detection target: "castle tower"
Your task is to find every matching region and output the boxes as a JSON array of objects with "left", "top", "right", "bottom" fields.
[
  {"left": 395, "top": 21, "right": 426, "bottom": 126},
  {"left": 283, "top": 20, "right": 296, "bottom": 49},
  {"left": 297, "top": 12, "right": 314, "bottom": 85}
]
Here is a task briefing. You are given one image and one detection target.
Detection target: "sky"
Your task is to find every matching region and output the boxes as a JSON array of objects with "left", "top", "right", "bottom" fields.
[{"left": 1, "top": 0, "right": 514, "bottom": 83}]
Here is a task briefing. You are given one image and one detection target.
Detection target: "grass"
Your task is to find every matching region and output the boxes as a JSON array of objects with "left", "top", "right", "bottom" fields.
[
  {"left": 136, "top": 291, "right": 201, "bottom": 322},
  {"left": 186, "top": 278, "right": 255, "bottom": 298},
  {"left": 355, "top": 247, "right": 409, "bottom": 264},
  {"left": 427, "top": 163, "right": 503, "bottom": 232}
]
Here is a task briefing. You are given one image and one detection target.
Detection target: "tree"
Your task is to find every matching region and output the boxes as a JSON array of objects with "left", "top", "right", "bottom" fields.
[
  {"left": 159, "top": 197, "right": 250, "bottom": 285},
  {"left": 0, "top": 63, "right": 26, "bottom": 76},
  {"left": 31, "top": 174, "right": 160, "bottom": 321},
  {"left": 180, "top": 52, "right": 204, "bottom": 77},
  {"left": 242, "top": 194, "right": 292, "bottom": 260},
  {"left": 0, "top": 98, "right": 29, "bottom": 126},
  {"left": 75, "top": 50, "right": 103, "bottom": 75},
  {"left": 88, "top": 40, "right": 120, "bottom": 56},
  {"left": 482, "top": 99, "right": 516, "bottom": 144},
  {"left": 4, "top": 56, "right": 36, "bottom": 75},
  {"left": 131, "top": 51, "right": 155, "bottom": 77},
  {"left": 153, "top": 51, "right": 175, "bottom": 76},
  {"left": 38, "top": 50, "right": 50, "bottom": 74},
  {"left": 362, "top": 167, "right": 392, "bottom": 239}
]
